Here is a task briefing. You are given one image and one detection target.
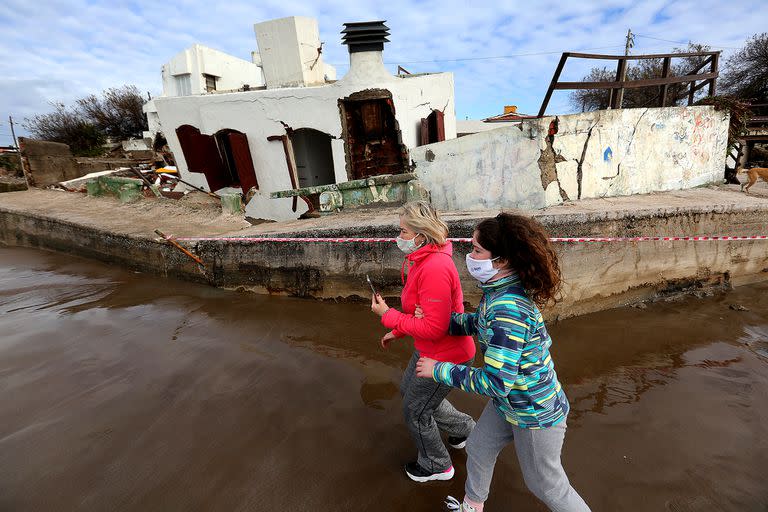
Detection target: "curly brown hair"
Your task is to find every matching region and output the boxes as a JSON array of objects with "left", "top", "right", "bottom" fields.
[{"left": 475, "top": 213, "right": 562, "bottom": 306}]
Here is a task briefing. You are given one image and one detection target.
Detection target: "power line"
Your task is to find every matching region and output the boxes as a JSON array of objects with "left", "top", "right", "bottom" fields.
[
  {"left": 329, "top": 44, "right": 629, "bottom": 67},
  {"left": 635, "top": 34, "right": 741, "bottom": 49}
]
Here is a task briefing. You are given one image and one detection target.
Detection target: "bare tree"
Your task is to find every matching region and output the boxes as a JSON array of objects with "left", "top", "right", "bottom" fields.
[
  {"left": 720, "top": 33, "right": 768, "bottom": 102},
  {"left": 77, "top": 85, "right": 148, "bottom": 140},
  {"left": 570, "top": 43, "right": 712, "bottom": 111}
]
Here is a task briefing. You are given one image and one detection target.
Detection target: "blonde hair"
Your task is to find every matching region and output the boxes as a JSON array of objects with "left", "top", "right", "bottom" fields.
[{"left": 398, "top": 201, "right": 449, "bottom": 246}]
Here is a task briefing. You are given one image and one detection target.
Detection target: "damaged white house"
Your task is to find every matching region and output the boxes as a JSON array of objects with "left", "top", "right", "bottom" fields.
[
  {"left": 151, "top": 17, "right": 454, "bottom": 221},
  {"left": 151, "top": 17, "right": 731, "bottom": 222}
]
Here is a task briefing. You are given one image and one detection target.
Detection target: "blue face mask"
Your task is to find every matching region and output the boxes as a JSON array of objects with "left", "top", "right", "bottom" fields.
[
  {"left": 396, "top": 235, "right": 422, "bottom": 254},
  {"left": 466, "top": 254, "right": 500, "bottom": 283}
]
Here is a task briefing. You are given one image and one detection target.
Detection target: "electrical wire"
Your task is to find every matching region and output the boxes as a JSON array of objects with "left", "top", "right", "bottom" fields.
[
  {"left": 328, "top": 44, "right": 629, "bottom": 67},
  {"left": 635, "top": 34, "right": 741, "bottom": 49}
]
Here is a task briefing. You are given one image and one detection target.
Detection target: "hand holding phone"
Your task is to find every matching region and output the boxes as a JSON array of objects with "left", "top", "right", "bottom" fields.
[{"left": 366, "top": 274, "right": 378, "bottom": 296}]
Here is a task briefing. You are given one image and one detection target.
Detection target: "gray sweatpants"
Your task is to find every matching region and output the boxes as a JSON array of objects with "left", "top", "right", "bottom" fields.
[
  {"left": 401, "top": 352, "right": 476, "bottom": 473},
  {"left": 466, "top": 401, "right": 590, "bottom": 511}
]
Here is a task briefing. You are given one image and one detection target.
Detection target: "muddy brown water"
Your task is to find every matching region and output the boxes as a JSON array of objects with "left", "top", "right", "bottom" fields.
[{"left": 1, "top": 246, "right": 767, "bottom": 512}]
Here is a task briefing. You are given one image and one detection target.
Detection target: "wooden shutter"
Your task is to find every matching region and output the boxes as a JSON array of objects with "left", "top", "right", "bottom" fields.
[
  {"left": 228, "top": 131, "right": 259, "bottom": 193},
  {"left": 175, "top": 125, "right": 229, "bottom": 192}
]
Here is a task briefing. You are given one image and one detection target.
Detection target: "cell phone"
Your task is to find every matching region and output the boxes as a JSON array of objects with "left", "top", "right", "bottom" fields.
[{"left": 366, "top": 274, "right": 378, "bottom": 296}]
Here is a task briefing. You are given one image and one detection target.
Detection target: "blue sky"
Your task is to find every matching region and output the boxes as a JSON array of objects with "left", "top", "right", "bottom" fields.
[{"left": 1, "top": 0, "right": 766, "bottom": 146}]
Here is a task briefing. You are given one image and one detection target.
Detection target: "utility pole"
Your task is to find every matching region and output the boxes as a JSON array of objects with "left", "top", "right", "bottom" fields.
[
  {"left": 614, "top": 29, "right": 634, "bottom": 109},
  {"left": 624, "top": 28, "right": 635, "bottom": 56},
  {"left": 8, "top": 115, "right": 18, "bottom": 149}
]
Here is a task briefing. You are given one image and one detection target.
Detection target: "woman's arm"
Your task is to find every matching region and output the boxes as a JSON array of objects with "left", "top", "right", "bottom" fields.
[
  {"left": 380, "top": 268, "right": 453, "bottom": 341},
  {"left": 448, "top": 312, "right": 478, "bottom": 337},
  {"left": 426, "top": 306, "right": 531, "bottom": 397}
]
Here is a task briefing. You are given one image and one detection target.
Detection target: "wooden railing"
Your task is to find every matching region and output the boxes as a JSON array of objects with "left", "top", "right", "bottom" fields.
[{"left": 538, "top": 51, "right": 721, "bottom": 117}]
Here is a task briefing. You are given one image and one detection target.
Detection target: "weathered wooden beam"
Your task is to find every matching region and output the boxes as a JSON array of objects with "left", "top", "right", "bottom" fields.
[
  {"left": 708, "top": 53, "right": 719, "bottom": 97},
  {"left": 612, "top": 59, "right": 628, "bottom": 109},
  {"left": 538, "top": 53, "right": 570, "bottom": 117},
  {"left": 660, "top": 57, "right": 672, "bottom": 107},
  {"left": 567, "top": 51, "right": 720, "bottom": 60},
  {"left": 553, "top": 72, "right": 718, "bottom": 90}
]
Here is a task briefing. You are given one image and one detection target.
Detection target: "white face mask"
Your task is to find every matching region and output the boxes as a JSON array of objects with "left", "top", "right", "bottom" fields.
[
  {"left": 396, "top": 235, "right": 422, "bottom": 254},
  {"left": 466, "top": 254, "right": 500, "bottom": 283}
]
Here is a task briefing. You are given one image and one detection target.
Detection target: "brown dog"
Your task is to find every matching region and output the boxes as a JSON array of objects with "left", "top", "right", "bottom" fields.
[{"left": 741, "top": 167, "right": 768, "bottom": 194}]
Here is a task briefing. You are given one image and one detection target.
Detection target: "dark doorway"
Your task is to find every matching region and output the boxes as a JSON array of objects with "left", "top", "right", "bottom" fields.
[
  {"left": 175, "top": 124, "right": 258, "bottom": 193},
  {"left": 420, "top": 109, "right": 445, "bottom": 146},
  {"left": 215, "top": 129, "right": 259, "bottom": 193},
  {"left": 340, "top": 91, "right": 407, "bottom": 180},
  {"left": 290, "top": 129, "right": 335, "bottom": 188}
]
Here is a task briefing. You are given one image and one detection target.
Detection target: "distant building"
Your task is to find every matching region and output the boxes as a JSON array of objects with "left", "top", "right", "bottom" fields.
[{"left": 456, "top": 105, "right": 537, "bottom": 137}]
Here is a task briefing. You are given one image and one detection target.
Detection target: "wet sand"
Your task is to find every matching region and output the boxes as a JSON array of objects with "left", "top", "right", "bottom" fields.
[{"left": 0, "top": 246, "right": 767, "bottom": 511}]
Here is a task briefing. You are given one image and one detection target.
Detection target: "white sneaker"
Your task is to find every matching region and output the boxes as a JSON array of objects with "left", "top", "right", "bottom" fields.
[{"left": 445, "top": 496, "right": 478, "bottom": 512}]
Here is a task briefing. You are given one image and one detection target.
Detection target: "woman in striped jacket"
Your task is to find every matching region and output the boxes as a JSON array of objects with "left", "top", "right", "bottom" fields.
[{"left": 415, "top": 213, "right": 590, "bottom": 512}]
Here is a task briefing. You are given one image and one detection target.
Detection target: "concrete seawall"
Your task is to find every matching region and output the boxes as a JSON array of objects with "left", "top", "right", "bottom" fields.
[{"left": 1, "top": 187, "right": 767, "bottom": 319}]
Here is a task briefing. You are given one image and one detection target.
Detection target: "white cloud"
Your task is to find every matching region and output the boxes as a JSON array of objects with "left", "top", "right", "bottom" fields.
[{"left": 1, "top": 0, "right": 766, "bottom": 146}]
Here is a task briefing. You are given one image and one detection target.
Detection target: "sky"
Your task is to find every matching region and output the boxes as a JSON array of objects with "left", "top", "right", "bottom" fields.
[{"left": 1, "top": 0, "right": 767, "bottom": 146}]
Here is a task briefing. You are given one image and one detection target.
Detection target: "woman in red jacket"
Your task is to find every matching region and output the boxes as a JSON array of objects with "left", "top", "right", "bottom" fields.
[{"left": 371, "top": 201, "right": 476, "bottom": 482}]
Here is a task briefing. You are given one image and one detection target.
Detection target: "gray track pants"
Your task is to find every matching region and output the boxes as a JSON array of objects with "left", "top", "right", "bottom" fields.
[
  {"left": 401, "top": 352, "right": 475, "bottom": 473},
  {"left": 466, "top": 401, "right": 590, "bottom": 511}
]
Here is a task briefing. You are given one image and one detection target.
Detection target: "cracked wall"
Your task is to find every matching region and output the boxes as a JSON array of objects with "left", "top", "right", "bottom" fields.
[
  {"left": 412, "top": 105, "right": 729, "bottom": 212},
  {"left": 153, "top": 70, "right": 456, "bottom": 221}
]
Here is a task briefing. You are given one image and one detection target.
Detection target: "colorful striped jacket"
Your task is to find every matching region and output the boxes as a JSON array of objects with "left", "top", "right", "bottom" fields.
[{"left": 432, "top": 273, "right": 569, "bottom": 429}]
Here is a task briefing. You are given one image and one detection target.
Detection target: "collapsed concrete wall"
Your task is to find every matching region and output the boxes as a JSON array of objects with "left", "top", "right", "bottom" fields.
[
  {"left": 412, "top": 106, "right": 730, "bottom": 211},
  {"left": 18, "top": 138, "right": 83, "bottom": 187}
]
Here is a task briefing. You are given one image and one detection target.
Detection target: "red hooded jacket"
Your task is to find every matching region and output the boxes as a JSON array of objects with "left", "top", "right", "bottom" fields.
[{"left": 381, "top": 242, "right": 475, "bottom": 364}]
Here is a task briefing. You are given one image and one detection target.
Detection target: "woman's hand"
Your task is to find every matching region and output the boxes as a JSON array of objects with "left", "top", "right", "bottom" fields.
[
  {"left": 371, "top": 294, "right": 390, "bottom": 317},
  {"left": 380, "top": 330, "right": 397, "bottom": 350},
  {"left": 415, "top": 356, "right": 438, "bottom": 378},
  {"left": 414, "top": 304, "right": 424, "bottom": 318}
]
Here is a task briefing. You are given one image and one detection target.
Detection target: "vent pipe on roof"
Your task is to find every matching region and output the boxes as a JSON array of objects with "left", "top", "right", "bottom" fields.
[{"left": 339, "top": 20, "right": 394, "bottom": 83}]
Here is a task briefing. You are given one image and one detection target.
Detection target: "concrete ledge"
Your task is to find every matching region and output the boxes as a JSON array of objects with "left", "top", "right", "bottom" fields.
[{"left": 0, "top": 186, "right": 767, "bottom": 319}]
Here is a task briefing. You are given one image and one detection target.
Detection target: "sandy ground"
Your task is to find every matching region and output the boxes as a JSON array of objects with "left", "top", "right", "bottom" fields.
[{"left": 0, "top": 182, "right": 766, "bottom": 240}]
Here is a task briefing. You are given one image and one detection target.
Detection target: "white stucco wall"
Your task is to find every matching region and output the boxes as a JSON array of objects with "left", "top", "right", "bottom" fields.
[
  {"left": 254, "top": 16, "right": 328, "bottom": 89},
  {"left": 154, "top": 50, "right": 455, "bottom": 221},
  {"left": 412, "top": 106, "right": 729, "bottom": 211},
  {"left": 161, "top": 45, "right": 265, "bottom": 97},
  {"left": 142, "top": 99, "right": 162, "bottom": 140}
]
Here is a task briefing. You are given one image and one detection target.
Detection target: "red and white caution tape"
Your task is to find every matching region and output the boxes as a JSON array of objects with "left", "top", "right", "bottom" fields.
[{"left": 172, "top": 235, "right": 768, "bottom": 243}]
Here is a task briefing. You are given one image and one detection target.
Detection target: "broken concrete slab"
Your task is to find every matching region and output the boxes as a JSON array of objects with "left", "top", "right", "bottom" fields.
[
  {"left": 19, "top": 137, "right": 84, "bottom": 187},
  {"left": 60, "top": 169, "right": 125, "bottom": 192},
  {"left": 87, "top": 176, "right": 144, "bottom": 203}
]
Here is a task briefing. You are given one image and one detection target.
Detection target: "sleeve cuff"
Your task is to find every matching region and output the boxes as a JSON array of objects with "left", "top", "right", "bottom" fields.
[
  {"left": 381, "top": 308, "right": 400, "bottom": 329},
  {"left": 432, "top": 361, "right": 452, "bottom": 384}
]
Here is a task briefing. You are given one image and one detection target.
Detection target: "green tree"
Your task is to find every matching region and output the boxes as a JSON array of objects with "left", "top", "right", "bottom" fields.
[
  {"left": 77, "top": 85, "right": 148, "bottom": 140},
  {"left": 23, "top": 102, "right": 106, "bottom": 156},
  {"left": 23, "top": 85, "right": 148, "bottom": 156}
]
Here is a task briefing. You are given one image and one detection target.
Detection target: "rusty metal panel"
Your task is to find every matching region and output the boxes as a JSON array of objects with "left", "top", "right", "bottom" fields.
[
  {"left": 228, "top": 131, "right": 259, "bottom": 193},
  {"left": 343, "top": 98, "right": 406, "bottom": 180}
]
